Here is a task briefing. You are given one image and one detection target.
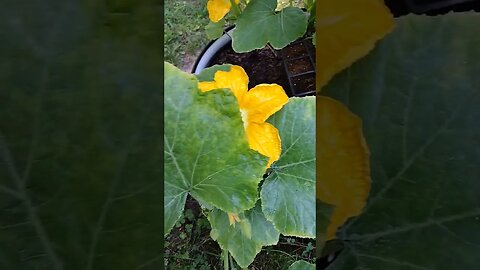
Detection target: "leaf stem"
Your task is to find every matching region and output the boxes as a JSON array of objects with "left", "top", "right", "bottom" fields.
[
  {"left": 266, "top": 43, "right": 278, "bottom": 57},
  {"left": 223, "top": 249, "right": 229, "bottom": 270},
  {"left": 229, "top": 252, "right": 236, "bottom": 269},
  {"left": 230, "top": 0, "right": 242, "bottom": 18}
]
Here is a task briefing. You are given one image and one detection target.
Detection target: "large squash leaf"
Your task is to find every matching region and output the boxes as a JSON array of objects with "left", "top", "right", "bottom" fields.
[
  {"left": 208, "top": 203, "right": 280, "bottom": 268},
  {"left": 323, "top": 13, "right": 480, "bottom": 270},
  {"left": 164, "top": 63, "right": 267, "bottom": 235},
  {"left": 0, "top": 1, "right": 163, "bottom": 269},
  {"left": 261, "top": 97, "right": 317, "bottom": 238},
  {"left": 232, "top": 0, "right": 308, "bottom": 52}
]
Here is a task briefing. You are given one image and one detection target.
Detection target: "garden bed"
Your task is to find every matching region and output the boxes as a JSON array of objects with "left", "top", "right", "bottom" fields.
[{"left": 165, "top": 196, "right": 316, "bottom": 269}]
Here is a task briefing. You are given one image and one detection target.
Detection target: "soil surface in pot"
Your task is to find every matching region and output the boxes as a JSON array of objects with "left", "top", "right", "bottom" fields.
[{"left": 208, "top": 40, "right": 316, "bottom": 97}]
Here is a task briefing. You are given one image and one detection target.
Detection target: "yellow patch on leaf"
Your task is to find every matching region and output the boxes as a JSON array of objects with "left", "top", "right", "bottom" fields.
[
  {"left": 198, "top": 65, "right": 248, "bottom": 102},
  {"left": 241, "top": 84, "right": 289, "bottom": 123},
  {"left": 207, "top": 0, "right": 240, "bottom": 23},
  {"left": 246, "top": 122, "right": 282, "bottom": 168},
  {"left": 198, "top": 66, "right": 288, "bottom": 168},
  {"left": 316, "top": 96, "right": 371, "bottom": 240},
  {"left": 228, "top": 212, "right": 242, "bottom": 227},
  {"left": 316, "top": 0, "right": 394, "bottom": 90}
]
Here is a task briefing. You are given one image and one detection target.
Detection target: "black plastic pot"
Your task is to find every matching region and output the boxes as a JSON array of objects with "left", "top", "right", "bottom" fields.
[
  {"left": 192, "top": 26, "right": 235, "bottom": 75},
  {"left": 192, "top": 28, "right": 316, "bottom": 97}
]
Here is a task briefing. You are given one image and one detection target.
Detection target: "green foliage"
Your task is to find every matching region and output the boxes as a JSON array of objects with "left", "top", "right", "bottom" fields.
[
  {"left": 204, "top": 0, "right": 312, "bottom": 52},
  {"left": 232, "top": 0, "right": 308, "bottom": 52},
  {"left": 288, "top": 260, "right": 316, "bottom": 270},
  {"left": 322, "top": 13, "right": 480, "bottom": 270},
  {"left": 164, "top": 63, "right": 268, "bottom": 235},
  {"left": 205, "top": 19, "right": 226, "bottom": 40},
  {"left": 165, "top": 64, "right": 317, "bottom": 268},
  {"left": 208, "top": 204, "right": 280, "bottom": 267},
  {"left": 262, "top": 97, "right": 317, "bottom": 238}
]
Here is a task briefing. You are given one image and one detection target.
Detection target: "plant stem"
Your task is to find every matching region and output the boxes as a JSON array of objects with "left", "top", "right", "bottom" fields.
[
  {"left": 230, "top": 0, "right": 242, "bottom": 17},
  {"left": 266, "top": 43, "right": 278, "bottom": 57},
  {"left": 229, "top": 253, "right": 235, "bottom": 269},
  {"left": 223, "top": 249, "right": 229, "bottom": 270}
]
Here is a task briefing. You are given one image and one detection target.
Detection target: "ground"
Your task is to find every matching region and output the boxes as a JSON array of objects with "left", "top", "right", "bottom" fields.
[{"left": 164, "top": 0, "right": 210, "bottom": 72}]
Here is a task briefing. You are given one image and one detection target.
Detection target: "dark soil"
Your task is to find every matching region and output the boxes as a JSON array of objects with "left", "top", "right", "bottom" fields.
[
  {"left": 208, "top": 38, "right": 316, "bottom": 97},
  {"left": 287, "top": 57, "right": 313, "bottom": 74},
  {"left": 209, "top": 43, "right": 292, "bottom": 95}
]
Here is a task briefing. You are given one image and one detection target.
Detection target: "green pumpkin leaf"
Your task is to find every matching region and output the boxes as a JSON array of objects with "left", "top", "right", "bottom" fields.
[
  {"left": 208, "top": 203, "right": 280, "bottom": 268},
  {"left": 0, "top": 2, "right": 163, "bottom": 268},
  {"left": 196, "top": 64, "right": 232, "bottom": 82},
  {"left": 232, "top": 0, "right": 308, "bottom": 52},
  {"left": 164, "top": 63, "right": 268, "bottom": 236},
  {"left": 261, "top": 97, "right": 316, "bottom": 238},
  {"left": 288, "top": 260, "right": 316, "bottom": 270},
  {"left": 205, "top": 19, "right": 225, "bottom": 40},
  {"left": 323, "top": 13, "right": 480, "bottom": 270}
]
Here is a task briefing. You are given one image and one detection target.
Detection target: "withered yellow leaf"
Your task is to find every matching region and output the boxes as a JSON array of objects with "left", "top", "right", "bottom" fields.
[
  {"left": 316, "top": 0, "right": 394, "bottom": 91},
  {"left": 316, "top": 96, "right": 371, "bottom": 240}
]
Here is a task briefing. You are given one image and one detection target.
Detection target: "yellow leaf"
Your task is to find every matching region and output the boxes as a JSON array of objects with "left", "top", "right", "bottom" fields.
[
  {"left": 198, "top": 65, "right": 249, "bottom": 102},
  {"left": 207, "top": 0, "right": 239, "bottom": 23},
  {"left": 316, "top": 0, "right": 394, "bottom": 90},
  {"left": 241, "top": 84, "right": 289, "bottom": 123},
  {"left": 246, "top": 122, "right": 282, "bottom": 168},
  {"left": 316, "top": 96, "right": 371, "bottom": 240},
  {"left": 228, "top": 212, "right": 241, "bottom": 227}
]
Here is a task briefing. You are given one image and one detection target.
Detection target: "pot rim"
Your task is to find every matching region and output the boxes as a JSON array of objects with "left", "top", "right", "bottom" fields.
[{"left": 192, "top": 25, "right": 235, "bottom": 74}]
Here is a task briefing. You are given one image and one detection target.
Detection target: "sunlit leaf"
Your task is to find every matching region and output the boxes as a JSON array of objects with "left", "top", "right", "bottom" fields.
[
  {"left": 232, "top": 0, "right": 308, "bottom": 52},
  {"left": 262, "top": 97, "right": 317, "bottom": 238}
]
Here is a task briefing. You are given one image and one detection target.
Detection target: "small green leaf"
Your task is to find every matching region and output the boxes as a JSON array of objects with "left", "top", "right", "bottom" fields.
[
  {"left": 262, "top": 97, "right": 316, "bottom": 238},
  {"left": 232, "top": 0, "right": 308, "bottom": 52},
  {"left": 208, "top": 203, "right": 280, "bottom": 268},
  {"left": 205, "top": 19, "right": 225, "bottom": 40},
  {"left": 288, "top": 260, "right": 316, "bottom": 270},
  {"left": 196, "top": 64, "right": 232, "bottom": 82}
]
